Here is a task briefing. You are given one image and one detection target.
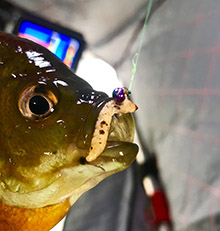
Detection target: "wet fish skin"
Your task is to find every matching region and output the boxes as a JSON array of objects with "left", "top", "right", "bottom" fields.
[{"left": 0, "top": 32, "right": 138, "bottom": 231}]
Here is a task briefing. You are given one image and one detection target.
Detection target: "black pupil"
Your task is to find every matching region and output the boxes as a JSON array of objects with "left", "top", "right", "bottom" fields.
[{"left": 29, "top": 95, "right": 50, "bottom": 115}]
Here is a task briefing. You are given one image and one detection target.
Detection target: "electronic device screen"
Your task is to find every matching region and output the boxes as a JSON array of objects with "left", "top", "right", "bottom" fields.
[{"left": 14, "top": 17, "right": 85, "bottom": 70}]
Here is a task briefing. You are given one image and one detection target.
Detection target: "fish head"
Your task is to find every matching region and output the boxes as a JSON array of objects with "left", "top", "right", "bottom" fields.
[{"left": 0, "top": 32, "right": 138, "bottom": 210}]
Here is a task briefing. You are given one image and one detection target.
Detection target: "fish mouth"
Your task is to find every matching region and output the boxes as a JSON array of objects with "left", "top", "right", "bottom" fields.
[
  {"left": 89, "top": 113, "right": 138, "bottom": 168},
  {"left": 77, "top": 97, "right": 138, "bottom": 164}
]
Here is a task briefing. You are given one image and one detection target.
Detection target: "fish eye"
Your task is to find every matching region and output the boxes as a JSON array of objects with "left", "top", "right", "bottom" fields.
[
  {"left": 29, "top": 95, "right": 50, "bottom": 115},
  {"left": 18, "top": 85, "right": 58, "bottom": 120}
]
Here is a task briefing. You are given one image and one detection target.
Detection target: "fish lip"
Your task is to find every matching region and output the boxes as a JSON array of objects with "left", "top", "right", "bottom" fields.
[
  {"left": 88, "top": 140, "right": 138, "bottom": 170},
  {"left": 103, "top": 140, "right": 138, "bottom": 157}
]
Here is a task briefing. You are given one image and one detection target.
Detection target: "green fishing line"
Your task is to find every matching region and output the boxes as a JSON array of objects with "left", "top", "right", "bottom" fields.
[{"left": 129, "top": 0, "right": 153, "bottom": 91}]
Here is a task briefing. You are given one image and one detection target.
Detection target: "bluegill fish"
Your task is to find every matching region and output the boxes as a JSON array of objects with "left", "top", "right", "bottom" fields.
[{"left": 0, "top": 32, "right": 138, "bottom": 231}]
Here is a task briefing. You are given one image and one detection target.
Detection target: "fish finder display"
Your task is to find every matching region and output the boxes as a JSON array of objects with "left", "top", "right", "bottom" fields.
[{"left": 18, "top": 20, "right": 81, "bottom": 69}]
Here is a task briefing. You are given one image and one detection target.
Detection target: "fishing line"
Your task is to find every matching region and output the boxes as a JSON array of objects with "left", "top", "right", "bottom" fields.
[
  {"left": 113, "top": 0, "right": 153, "bottom": 102},
  {"left": 129, "top": 0, "right": 153, "bottom": 91}
]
